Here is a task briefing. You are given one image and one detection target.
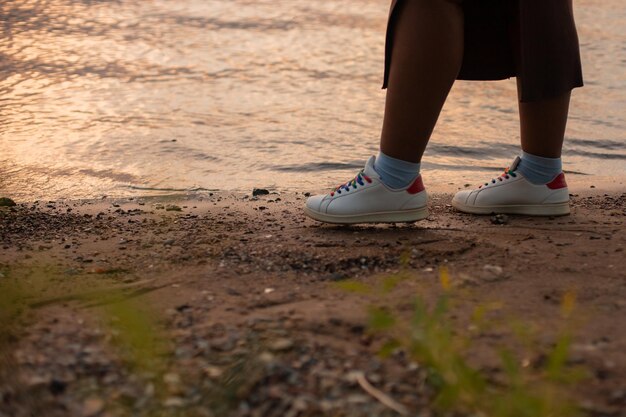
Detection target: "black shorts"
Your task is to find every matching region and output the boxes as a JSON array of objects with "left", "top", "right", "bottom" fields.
[{"left": 383, "top": 0, "right": 584, "bottom": 102}]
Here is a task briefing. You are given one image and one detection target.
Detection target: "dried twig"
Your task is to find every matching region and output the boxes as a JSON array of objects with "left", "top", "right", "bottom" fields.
[{"left": 356, "top": 372, "right": 409, "bottom": 416}]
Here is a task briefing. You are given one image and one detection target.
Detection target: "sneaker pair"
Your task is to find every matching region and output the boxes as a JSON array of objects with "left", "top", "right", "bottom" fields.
[{"left": 304, "top": 156, "right": 570, "bottom": 224}]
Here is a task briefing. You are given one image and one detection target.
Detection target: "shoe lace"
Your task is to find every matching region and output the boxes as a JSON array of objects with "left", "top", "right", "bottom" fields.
[
  {"left": 479, "top": 167, "right": 518, "bottom": 189},
  {"left": 330, "top": 171, "right": 372, "bottom": 196}
]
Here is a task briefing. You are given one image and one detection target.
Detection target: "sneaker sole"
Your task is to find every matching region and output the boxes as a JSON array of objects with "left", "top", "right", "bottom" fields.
[
  {"left": 304, "top": 206, "right": 429, "bottom": 224},
  {"left": 451, "top": 200, "right": 570, "bottom": 216}
]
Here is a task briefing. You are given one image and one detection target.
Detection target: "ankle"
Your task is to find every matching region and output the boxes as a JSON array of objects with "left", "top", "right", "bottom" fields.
[
  {"left": 517, "top": 151, "right": 562, "bottom": 185},
  {"left": 374, "top": 152, "right": 421, "bottom": 189}
]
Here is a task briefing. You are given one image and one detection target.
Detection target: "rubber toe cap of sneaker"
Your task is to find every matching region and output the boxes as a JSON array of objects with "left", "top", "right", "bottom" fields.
[
  {"left": 452, "top": 190, "right": 474, "bottom": 206},
  {"left": 305, "top": 194, "right": 329, "bottom": 213}
]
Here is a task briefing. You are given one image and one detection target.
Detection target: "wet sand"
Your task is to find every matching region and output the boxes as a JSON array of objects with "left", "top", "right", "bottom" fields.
[{"left": 0, "top": 190, "right": 625, "bottom": 416}]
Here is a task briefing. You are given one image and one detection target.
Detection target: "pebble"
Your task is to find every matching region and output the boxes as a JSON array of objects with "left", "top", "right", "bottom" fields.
[
  {"left": 482, "top": 264, "right": 505, "bottom": 281},
  {"left": 23, "top": 374, "right": 49, "bottom": 388},
  {"left": 163, "top": 397, "right": 185, "bottom": 408},
  {"left": 328, "top": 272, "right": 349, "bottom": 281},
  {"left": 490, "top": 214, "right": 509, "bottom": 225},
  {"left": 204, "top": 365, "right": 223, "bottom": 379},
  {"left": 252, "top": 188, "right": 270, "bottom": 196},
  {"left": 258, "top": 351, "right": 275, "bottom": 364},
  {"left": 82, "top": 397, "right": 105, "bottom": 417},
  {"left": 269, "top": 338, "right": 294, "bottom": 352},
  {"left": 48, "top": 378, "right": 68, "bottom": 395},
  {"left": 163, "top": 372, "right": 181, "bottom": 386},
  {"left": 0, "top": 197, "right": 17, "bottom": 207},
  {"left": 175, "top": 304, "right": 191, "bottom": 313}
]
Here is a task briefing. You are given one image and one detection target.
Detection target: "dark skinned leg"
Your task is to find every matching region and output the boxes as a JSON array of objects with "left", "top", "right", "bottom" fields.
[
  {"left": 380, "top": 0, "right": 464, "bottom": 163},
  {"left": 518, "top": 79, "right": 571, "bottom": 158}
]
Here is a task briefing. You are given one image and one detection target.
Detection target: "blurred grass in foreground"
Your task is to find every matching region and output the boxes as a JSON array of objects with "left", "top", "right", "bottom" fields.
[
  {"left": 1, "top": 262, "right": 587, "bottom": 417},
  {"left": 336, "top": 266, "right": 586, "bottom": 417},
  {"left": 0, "top": 264, "right": 170, "bottom": 414}
]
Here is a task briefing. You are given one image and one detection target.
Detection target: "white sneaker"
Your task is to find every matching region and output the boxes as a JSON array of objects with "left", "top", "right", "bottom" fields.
[
  {"left": 304, "top": 156, "right": 428, "bottom": 224},
  {"left": 452, "top": 157, "right": 570, "bottom": 216}
]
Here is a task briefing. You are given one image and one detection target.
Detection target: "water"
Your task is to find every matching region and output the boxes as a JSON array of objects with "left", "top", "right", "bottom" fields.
[{"left": 1, "top": 0, "right": 624, "bottom": 201}]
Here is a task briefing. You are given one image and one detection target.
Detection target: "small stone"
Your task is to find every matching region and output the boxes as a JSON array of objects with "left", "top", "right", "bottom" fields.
[
  {"left": 267, "top": 385, "right": 284, "bottom": 399},
  {"left": 175, "top": 304, "right": 191, "bottom": 313},
  {"left": 204, "top": 366, "right": 223, "bottom": 380},
  {"left": 24, "top": 375, "right": 49, "bottom": 387},
  {"left": 212, "top": 336, "right": 236, "bottom": 351},
  {"left": 490, "top": 214, "right": 509, "bottom": 225},
  {"left": 483, "top": 264, "right": 503, "bottom": 274},
  {"left": 163, "top": 373, "right": 183, "bottom": 395},
  {"left": 269, "top": 338, "right": 294, "bottom": 352},
  {"left": 0, "top": 197, "right": 16, "bottom": 207},
  {"left": 163, "top": 397, "right": 185, "bottom": 408},
  {"left": 292, "top": 396, "right": 308, "bottom": 411},
  {"left": 258, "top": 351, "right": 275, "bottom": 364},
  {"left": 456, "top": 273, "right": 478, "bottom": 287},
  {"left": 82, "top": 397, "right": 105, "bottom": 416},
  {"left": 144, "top": 383, "right": 155, "bottom": 397},
  {"left": 163, "top": 373, "right": 181, "bottom": 386},
  {"left": 482, "top": 264, "right": 505, "bottom": 281},
  {"left": 165, "top": 205, "right": 182, "bottom": 212},
  {"left": 252, "top": 188, "right": 270, "bottom": 196},
  {"left": 350, "top": 324, "right": 365, "bottom": 334},
  {"left": 226, "top": 288, "right": 241, "bottom": 296},
  {"left": 48, "top": 379, "right": 67, "bottom": 395},
  {"left": 328, "top": 272, "right": 348, "bottom": 281}
]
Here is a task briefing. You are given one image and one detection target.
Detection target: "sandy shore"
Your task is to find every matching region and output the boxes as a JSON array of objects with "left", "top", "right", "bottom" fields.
[{"left": 1, "top": 190, "right": 624, "bottom": 417}]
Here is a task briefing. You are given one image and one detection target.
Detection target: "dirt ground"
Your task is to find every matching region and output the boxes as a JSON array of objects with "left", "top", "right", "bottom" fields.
[{"left": 0, "top": 190, "right": 624, "bottom": 417}]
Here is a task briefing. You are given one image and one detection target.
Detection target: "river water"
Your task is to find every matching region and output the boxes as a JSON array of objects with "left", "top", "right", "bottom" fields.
[{"left": 1, "top": 0, "right": 624, "bottom": 201}]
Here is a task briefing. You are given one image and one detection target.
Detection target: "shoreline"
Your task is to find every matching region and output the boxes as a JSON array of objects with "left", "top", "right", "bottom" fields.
[
  {"left": 2, "top": 172, "right": 624, "bottom": 204},
  {"left": 1, "top": 190, "right": 625, "bottom": 416}
]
